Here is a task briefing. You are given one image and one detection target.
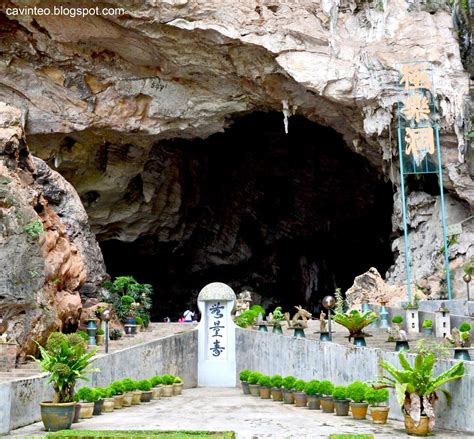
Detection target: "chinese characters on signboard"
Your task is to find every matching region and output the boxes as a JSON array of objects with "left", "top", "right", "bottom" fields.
[
  {"left": 208, "top": 301, "right": 226, "bottom": 359},
  {"left": 398, "top": 63, "right": 438, "bottom": 173}
]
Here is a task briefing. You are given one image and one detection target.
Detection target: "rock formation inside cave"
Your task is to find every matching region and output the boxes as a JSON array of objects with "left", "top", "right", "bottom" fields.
[{"left": 98, "top": 112, "right": 394, "bottom": 319}]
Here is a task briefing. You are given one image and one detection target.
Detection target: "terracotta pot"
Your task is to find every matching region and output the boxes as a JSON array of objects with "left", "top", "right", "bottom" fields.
[
  {"left": 92, "top": 399, "right": 104, "bottom": 416},
  {"left": 72, "top": 403, "right": 81, "bottom": 423},
  {"left": 404, "top": 415, "right": 430, "bottom": 436},
  {"left": 350, "top": 402, "right": 369, "bottom": 420},
  {"left": 249, "top": 384, "right": 260, "bottom": 397},
  {"left": 320, "top": 396, "right": 335, "bottom": 413},
  {"left": 334, "top": 399, "right": 350, "bottom": 416},
  {"left": 259, "top": 386, "right": 271, "bottom": 399},
  {"left": 241, "top": 381, "right": 250, "bottom": 394},
  {"left": 79, "top": 402, "right": 94, "bottom": 419},
  {"left": 40, "top": 401, "right": 76, "bottom": 432},
  {"left": 271, "top": 387, "right": 283, "bottom": 401},
  {"left": 307, "top": 395, "right": 320, "bottom": 410},
  {"left": 122, "top": 392, "right": 133, "bottom": 407},
  {"left": 152, "top": 386, "right": 161, "bottom": 399},
  {"left": 294, "top": 392, "right": 307, "bottom": 407},
  {"left": 161, "top": 385, "right": 174, "bottom": 397},
  {"left": 140, "top": 390, "right": 153, "bottom": 402},
  {"left": 173, "top": 383, "right": 183, "bottom": 395},
  {"left": 113, "top": 394, "right": 124, "bottom": 409},
  {"left": 102, "top": 398, "right": 115, "bottom": 413},
  {"left": 370, "top": 406, "right": 390, "bottom": 424},
  {"left": 282, "top": 389, "right": 295, "bottom": 404},
  {"left": 131, "top": 390, "right": 142, "bottom": 404}
]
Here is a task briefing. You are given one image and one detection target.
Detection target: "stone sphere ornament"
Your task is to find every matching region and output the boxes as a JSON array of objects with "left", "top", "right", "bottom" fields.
[
  {"left": 102, "top": 309, "right": 111, "bottom": 321},
  {"left": 463, "top": 273, "right": 472, "bottom": 284},
  {"left": 322, "top": 295, "right": 336, "bottom": 310}
]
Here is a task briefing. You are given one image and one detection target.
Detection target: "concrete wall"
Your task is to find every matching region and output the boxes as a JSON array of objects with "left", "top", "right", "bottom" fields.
[
  {"left": 236, "top": 328, "right": 474, "bottom": 433},
  {"left": 3, "top": 331, "right": 198, "bottom": 433}
]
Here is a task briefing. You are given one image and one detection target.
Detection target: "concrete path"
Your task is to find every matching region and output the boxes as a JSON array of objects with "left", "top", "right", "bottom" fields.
[{"left": 8, "top": 388, "right": 472, "bottom": 438}]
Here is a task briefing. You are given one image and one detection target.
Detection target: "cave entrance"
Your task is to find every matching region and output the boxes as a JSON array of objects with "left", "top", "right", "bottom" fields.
[{"left": 99, "top": 112, "right": 394, "bottom": 320}]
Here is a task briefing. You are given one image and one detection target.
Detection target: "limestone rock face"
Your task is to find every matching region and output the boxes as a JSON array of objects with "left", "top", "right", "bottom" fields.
[{"left": 0, "top": 103, "right": 106, "bottom": 358}]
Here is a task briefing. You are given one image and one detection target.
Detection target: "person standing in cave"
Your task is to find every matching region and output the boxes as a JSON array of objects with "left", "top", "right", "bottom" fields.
[{"left": 183, "top": 308, "right": 195, "bottom": 323}]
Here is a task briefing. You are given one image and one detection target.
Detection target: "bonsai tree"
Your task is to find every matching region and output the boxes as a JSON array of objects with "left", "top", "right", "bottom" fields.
[
  {"left": 121, "top": 378, "right": 136, "bottom": 392},
  {"left": 422, "top": 319, "right": 433, "bottom": 329},
  {"left": 333, "top": 310, "right": 378, "bottom": 340},
  {"left": 239, "top": 370, "right": 252, "bottom": 382},
  {"left": 282, "top": 375, "right": 296, "bottom": 391},
  {"left": 270, "top": 374, "right": 283, "bottom": 389},
  {"left": 110, "top": 381, "right": 125, "bottom": 395},
  {"left": 446, "top": 322, "right": 472, "bottom": 348},
  {"left": 74, "top": 387, "right": 96, "bottom": 403},
  {"left": 151, "top": 375, "right": 163, "bottom": 387},
  {"left": 257, "top": 375, "right": 271, "bottom": 388},
  {"left": 32, "top": 332, "right": 98, "bottom": 403},
  {"left": 136, "top": 379, "right": 152, "bottom": 392},
  {"left": 365, "top": 387, "right": 389, "bottom": 407},
  {"left": 304, "top": 380, "right": 320, "bottom": 396},
  {"left": 269, "top": 307, "right": 285, "bottom": 328},
  {"left": 347, "top": 381, "right": 369, "bottom": 403},
  {"left": 293, "top": 379, "right": 306, "bottom": 393},
  {"left": 392, "top": 315, "right": 403, "bottom": 325},
  {"left": 332, "top": 386, "right": 348, "bottom": 401},
  {"left": 247, "top": 372, "right": 262, "bottom": 385},
  {"left": 162, "top": 374, "right": 176, "bottom": 385},
  {"left": 379, "top": 352, "right": 464, "bottom": 431},
  {"left": 319, "top": 380, "right": 334, "bottom": 397}
]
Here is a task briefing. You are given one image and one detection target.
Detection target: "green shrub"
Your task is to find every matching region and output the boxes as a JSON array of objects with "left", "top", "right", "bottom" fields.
[
  {"left": 94, "top": 388, "right": 107, "bottom": 399},
  {"left": 460, "top": 322, "right": 472, "bottom": 332},
  {"left": 234, "top": 310, "right": 257, "bottom": 328},
  {"left": 74, "top": 387, "right": 96, "bottom": 402},
  {"left": 121, "top": 295, "right": 134, "bottom": 306},
  {"left": 319, "top": 380, "right": 334, "bottom": 397},
  {"left": 304, "top": 380, "right": 320, "bottom": 396},
  {"left": 76, "top": 331, "right": 89, "bottom": 342},
  {"left": 293, "top": 379, "right": 306, "bottom": 392},
  {"left": 96, "top": 328, "right": 105, "bottom": 336},
  {"left": 239, "top": 370, "right": 251, "bottom": 382},
  {"left": 332, "top": 386, "right": 348, "bottom": 401},
  {"left": 270, "top": 374, "right": 283, "bottom": 388},
  {"left": 109, "top": 329, "right": 122, "bottom": 340},
  {"left": 247, "top": 372, "right": 262, "bottom": 385},
  {"left": 391, "top": 315, "right": 403, "bottom": 324},
  {"left": 150, "top": 376, "right": 162, "bottom": 387},
  {"left": 121, "top": 378, "right": 136, "bottom": 392},
  {"left": 422, "top": 319, "right": 433, "bottom": 329},
  {"left": 174, "top": 376, "right": 182, "bottom": 384},
  {"left": 250, "top": 305, "right": 265, "bottom": 317},
  {"left": 347, "top": 381, "right": 369, "bottom": 403},
  {"left": 136, "top": 379, "right": 152, "bottom": 391},
  {"left": 257, "top": 375, "right": 271, "bottom": 387},
  {"left": 365, "top": 388, "right": 389, "bottom": 406},
  {"left": 162, "top": 374, "right": 175, "bottom": 385},
  {"left": 135, "top": 316, "right": 143, "bottom": 325},
  {"left": 282, "top": 375, "right": 296, "bottom": 390},
  {"left": 110, "top": 381, "right": 125, "bottom": 395}
]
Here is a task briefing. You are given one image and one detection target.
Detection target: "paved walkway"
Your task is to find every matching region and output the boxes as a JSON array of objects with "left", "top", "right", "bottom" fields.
[{"left": 8, "top": 388, "right": 472, "bottom": 438}]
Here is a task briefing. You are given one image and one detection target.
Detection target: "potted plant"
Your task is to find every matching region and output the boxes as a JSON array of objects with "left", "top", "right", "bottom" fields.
[
  {"left": 135, "top": 316, "right": 144, "bottom": 331},
  {"left": 379, "top": 352, "right": 464, "bottom": 436},
  {"left": 293, "top": 379, "right": 307, "bottom": 407},
  {"left": 121, "top": 378, "right": 135, "bottom": 406},
  {"left": 96, "top": 328, "right": 105, "bottom": 346},
  {"left": 281, "top": 375, "right": 296, "bottom": 404},
  {"left": 270, "top": 306, "right": 285, "bottom": 334},
  {"left": 333, "top": 310, "right": 377, "bottom": 346},
  {"left": 319, "top": 380, "right": 335, "bottom": 413},
  {"left": 239, "top": 370, "right": 251, "bottom": 394},
  {"left": 257, "top": 375, "right": 272, "bottom": 399},
  {"left": 332, "top": 386, "right": 350, "bottom": 416},
  {"left": 137, "top": 379, "right": 153, "bottom": 402},
  {"left": 91, "top": 388, "right": 104, "bottom": 416},
  {"left": 422, "top": 319, "right": 433, "bottom": 336},
  {"left": 74, "top": 387, "right": 96, "bottom": 419},
  {"left": 247, "top": 371, "right": 262, "bottom": 397},
  {"left": 151, "top": 375, "right": 163, "bottom": 399},
  {"left": 161, "top": 374, "right": 176, "bottom": 397},
  {"left": 365, "top": 387, "right": 390, "bottom": 424},
  {"left": 347, "top": 381, "right": 369, "bottom": 419},
  {"left": 173, "top": 376, "right": 183, "bottom": 395},
  {"left": 32, "top": 332, "right": 98, "bottom": 432},
  {"left": 446, "top": 323, "right": 472, "bottom": 360},
  {"left": 391, "top": 315, "right": 404, "bottom": 327},
  {"left": 130, "top": 380, "right": 142, "bottom": 405},
  {"left": 110, "top": 381, "right": 125, "bottom": 408},
  {"left": 109, "top": 328, "right": 122, "bottom": 340},
  {"left": 100, "top": 388, "right": 116, "bottom": 412},
  {"left": 270, "top": 374, "right": 283, "bottom": 401},
  {"left": 304, "top": 380, "right": 321, "bottom": 410}
]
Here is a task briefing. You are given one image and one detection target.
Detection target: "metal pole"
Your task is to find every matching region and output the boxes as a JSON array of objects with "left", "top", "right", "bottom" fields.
[
  {"left": 435, "top": 126, "right": 452, "bottom": 300},
  {"left": 105, "top": 321, "right": 109, "bottom": 354},
  {"left": 397, "top": 127, "right": 412, "bottom": 304},
  {"left": 328, "top": 309, "right": 332, "bottom": 341}
]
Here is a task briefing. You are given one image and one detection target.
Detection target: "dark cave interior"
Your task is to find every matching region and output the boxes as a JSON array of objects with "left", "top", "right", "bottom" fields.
[{"left": 99, "top": 112, "right": 395, "bottom": 320}]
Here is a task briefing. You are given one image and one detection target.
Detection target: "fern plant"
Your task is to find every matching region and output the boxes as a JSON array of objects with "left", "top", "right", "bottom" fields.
[{"left": 333, "top": 310, "right": 377, "bottom": 340}]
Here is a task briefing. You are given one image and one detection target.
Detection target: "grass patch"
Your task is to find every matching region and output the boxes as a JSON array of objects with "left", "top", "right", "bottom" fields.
[
  {"left": 46, "top": 431, "right": 235, "bottom": 439},
  {"left": 328, "top": 435, "right": 374, "bottom": 439}
]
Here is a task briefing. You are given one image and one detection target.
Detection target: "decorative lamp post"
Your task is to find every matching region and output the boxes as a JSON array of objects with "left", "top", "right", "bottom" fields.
[
  {"left": 463, "top": 273, "right": 471, "bottom": 301},
  {"left": 102, "top": 310, "right": 111, "bottom": 354},
  {"left": 379, "top": 301, "right": 390, "bottom": 329},
  {"left": 322, "top": 295, "right": 336, "bottom": 341}
]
